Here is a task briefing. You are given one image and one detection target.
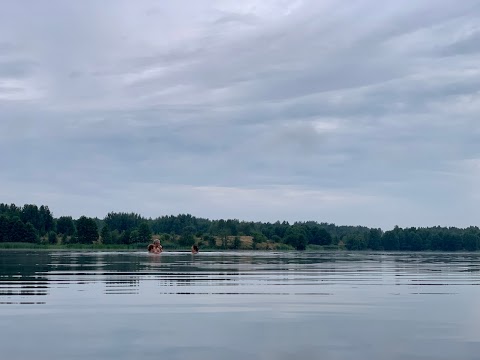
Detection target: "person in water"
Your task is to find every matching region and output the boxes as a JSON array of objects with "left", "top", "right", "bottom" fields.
[
  {"left": 191, "top": 244, "right": 199, "bottom": 254},
  {"left": 148, "top": 239, "right": 163, "bottom": 254},
  {"left": 153, "top": 239, "right": 163, "bottom": 253}
]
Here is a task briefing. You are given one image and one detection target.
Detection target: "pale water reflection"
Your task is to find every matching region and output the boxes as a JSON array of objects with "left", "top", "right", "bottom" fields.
[{"left": 1, "top": 250, "right": 480, "bottom": 359}]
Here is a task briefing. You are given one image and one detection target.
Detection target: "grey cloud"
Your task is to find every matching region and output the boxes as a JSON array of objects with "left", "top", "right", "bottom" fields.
[
  {"left": 0, "top": 60, "right": 36, "bottom": 78},
  {"left": 0, "top": 86, "right": 23, "bottom": 94},
  {"left": 124, "top": 4, "right": 476, "bottom": 113},
  {"left": 1, "top": 0, "right": 480, "bottom": 228},
  {"left": 127, "top": 47, "right": 206, "bottom": 70},
  {"left": 363, "top": 1, "right": 479, "bottom": 44},
  {"left": 0, "top": 42, "right": 16, "bottom": 56},
  {"left": 440, "top": 31, "right": 480, "bottom": 56},
  {"left": 212, "top": 12, "right": 259, "bottom": 26}
]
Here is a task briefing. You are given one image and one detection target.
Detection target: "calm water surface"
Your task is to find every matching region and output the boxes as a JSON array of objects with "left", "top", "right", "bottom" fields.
[{"left": 1, "top": 250, "right": 480, "bottom": 359}]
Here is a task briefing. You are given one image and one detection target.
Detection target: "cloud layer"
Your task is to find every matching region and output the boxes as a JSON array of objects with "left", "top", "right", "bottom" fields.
[{"left": 1, "top": 0, "right": 480, "bottom": 229}]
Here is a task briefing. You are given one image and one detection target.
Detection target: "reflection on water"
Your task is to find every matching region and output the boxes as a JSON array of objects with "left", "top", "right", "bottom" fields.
[{"left": 1, "top": 250, "right": 480, "bottom": 359}]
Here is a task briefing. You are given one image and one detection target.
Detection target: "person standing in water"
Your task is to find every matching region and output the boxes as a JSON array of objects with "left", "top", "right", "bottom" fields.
[
  {"left": 148, "top": 239, "right": 163, "bottom": 253},
  {"left": 191, "top": 244, "right": 199, "bottom": 254},
  {"left": 153, "top": 239, "right": 163, "bottom": 253}
]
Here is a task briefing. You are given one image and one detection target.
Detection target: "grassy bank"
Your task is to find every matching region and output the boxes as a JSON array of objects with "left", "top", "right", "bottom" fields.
[
  {"left": 0, "top": 242, "right": 250, "bottom": 251},
  {"left": 0, "top": 242, "right": 150, "bottom": 251},
  {"left": 0, "top": 242, "right": 339, "bottom": 251}
]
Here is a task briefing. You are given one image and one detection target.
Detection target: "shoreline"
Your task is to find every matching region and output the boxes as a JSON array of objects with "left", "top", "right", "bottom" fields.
[{"left": 1, "top": 243, "right": 479, "bottom": 253}]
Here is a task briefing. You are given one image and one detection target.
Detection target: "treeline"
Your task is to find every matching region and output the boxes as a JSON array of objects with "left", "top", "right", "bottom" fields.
[{"left": 1, "top": 202, "right": 480, "bottom": 251}]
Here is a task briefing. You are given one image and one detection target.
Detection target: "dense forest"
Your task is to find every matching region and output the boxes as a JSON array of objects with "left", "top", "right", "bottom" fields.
[{"left": 0, "top": 202, "right": 479, "bottom": 251}]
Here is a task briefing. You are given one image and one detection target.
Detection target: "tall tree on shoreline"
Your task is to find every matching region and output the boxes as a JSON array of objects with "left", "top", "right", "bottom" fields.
[{"left": 76, "top": 216, "right": 99, "bottom": 244}]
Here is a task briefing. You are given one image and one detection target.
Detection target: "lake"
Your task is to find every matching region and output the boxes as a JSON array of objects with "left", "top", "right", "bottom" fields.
[{"left": 1, "top": 250, "right": 480, "bottom": 359}]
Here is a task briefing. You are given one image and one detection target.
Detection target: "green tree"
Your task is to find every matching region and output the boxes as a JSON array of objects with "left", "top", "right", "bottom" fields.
[
  {"left": 104, "top": 212, "right": 144, "bottom": 232},
  {"left": 111, "top": 230, "right": 120, "bottom": 244},
  {"left": 138, "top": 222, "right": 152, "bottom": 243},
  {"left": 100, "top": 225, "right": 112, "bottom": 244},
  {"left": 308, "top": 227, "right": 332, "bottom": 246},
  {"left": 120, "top": 230, "right": 132, "bottom": 245},
  {"left": 25, "top": 222, "right": 39, "bottom": 243},
  {"left": 410, "top": 233, "right": 424, "bottom": 251},
  {"left": 57, "top": 216, "right": 75, "bottom": 236},
  {"left": 10, "top": 218, "right": 26, "bottom": 242},
  {"left": 430, "top": 233, "right": 443, "bottom": 250},
  {"left": 203, "top": 234, "right": 216, "bottom": 248},
  {"left": 179, "top": 225, "right": 195, "bottom": 247},
  {"left": 226, "top": 219, "right": 239, "bottom": 236},
  {"left": 130, "top": 229, "right": 140, "bottom": 243},
  {"left": 344, "top": 234, "right": 367, "bottom": 250},
  {"left": 463, "top": 233, "right": 479, "bottom": 251},
  {"left": 252, "top": 232, "right": 267, "bottom": 244},
  {"left": 39, "top": 205, "right": 54, "bottom": 235},
  {"left": 283, "top": 226, "right": 307, "bottom": 251},
  {"left": 251, "top": 232, "right": 264, "bottom": 250},
  {"left": 443, "top": 233, "right": 462, "bottom": 251},
  {"left": 0, "top": 215, "right": 10, "bottom": 242},
  {"left": 76, "top": 216, "right": 99, "bottom": 244},
  {"left": 21, "top": 205, "right": 40, "bottom": 231},
  {"left": 48, "top": 231, "right": 57, "bottom": 245},
  {"left": 383, "top": 230, "right": 399, "bottom": 250},
  {"left": 272, "top": 235, "right": 282, "bottom": 243},
  {"left": 367, "top": 229, "right": 382, "bottom": 250},
  {"left": 232, "top": 236, "right": 241, "bottom": 249}
]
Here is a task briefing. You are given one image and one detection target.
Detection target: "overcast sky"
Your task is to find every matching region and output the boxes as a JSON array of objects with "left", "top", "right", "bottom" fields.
[{"left": 1, "top": 0, "right": 480, "bottom": 229}]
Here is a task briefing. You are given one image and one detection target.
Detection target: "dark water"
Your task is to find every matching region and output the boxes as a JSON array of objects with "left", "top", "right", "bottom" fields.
[{"left": 1, "top": 250, "right": 480, "bottom": 359}]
